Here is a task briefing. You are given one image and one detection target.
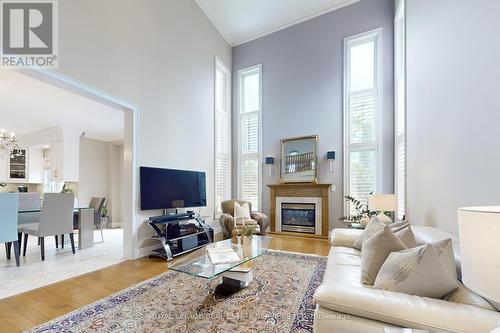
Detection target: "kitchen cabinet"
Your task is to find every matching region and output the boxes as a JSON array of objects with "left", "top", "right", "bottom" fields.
[
  {"left": 7, "top": 148, "right": 28, "bottom": 183},
  {"left": 50, "top": 137, "right": 79, "bottom": 182},
  {"left": 28, "top": 147, "right": 44, "bottom": 184}
]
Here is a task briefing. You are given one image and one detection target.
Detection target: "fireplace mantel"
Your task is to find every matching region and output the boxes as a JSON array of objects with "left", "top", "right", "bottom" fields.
[{"left": 267, "top": 183, "right": 331, "bottom": 238}]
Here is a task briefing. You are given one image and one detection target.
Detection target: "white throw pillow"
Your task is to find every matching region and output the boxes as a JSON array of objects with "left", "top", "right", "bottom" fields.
[
  {"left": 354, "top": 216, "right": 385, "bottom": 251},
  {"left": 394, "top": 225, "right": 417, "bottom": 248},
  {"left": 234, "top": 202, "right": 251, "bottom": 225},
  {"left": 360, "top": 226, "right": 407, "bottom": 285},
  {"left": 374, "top": 243, "right": 459, "bottom": 298}
]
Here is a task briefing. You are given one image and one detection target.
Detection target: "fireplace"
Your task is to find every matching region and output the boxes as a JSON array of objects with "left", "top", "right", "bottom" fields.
[
  {"left": 268, "top": 183, "right": 331, "bottom": 238},
  {"left": 281, "top": 203, "right": 316, "bottom": 234}
]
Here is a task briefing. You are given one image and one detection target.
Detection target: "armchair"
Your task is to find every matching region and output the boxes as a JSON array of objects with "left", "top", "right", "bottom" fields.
[{"left": 219, "top": 200, "right": 269, "bottom": 238}]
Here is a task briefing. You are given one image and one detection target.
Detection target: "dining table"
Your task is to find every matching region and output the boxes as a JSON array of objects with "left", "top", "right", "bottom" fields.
[{"left": 18, "top": 207, "right": 95, "bottom": 249}]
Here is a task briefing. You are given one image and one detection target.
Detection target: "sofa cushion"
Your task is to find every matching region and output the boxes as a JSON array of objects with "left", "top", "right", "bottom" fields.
[
  {"left": 354, "top": 216, "right": 385, "bottom": 250},
  {"left": 314, "top": 281, "right": 500, "bottom": 333},
  {"left": 394, "top": 225, "right": 417, "bottom": 248},
  {"left": 374, "top": 244, "right": 458, "bottom": 298},
  {"left": 444, "top": 282, "right": 497, "bottom": 311},
  {"left": 361, "top": 226, "right": 407, "bottom": 284}
]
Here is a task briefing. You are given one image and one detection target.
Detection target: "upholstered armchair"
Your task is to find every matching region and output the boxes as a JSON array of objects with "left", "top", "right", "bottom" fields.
[{"left": 219, "top": 200, "right": 269, "bottom": 238}]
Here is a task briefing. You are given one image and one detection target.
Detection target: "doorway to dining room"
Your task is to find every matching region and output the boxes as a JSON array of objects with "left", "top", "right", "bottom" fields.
[{"left": 0, "top": 69, "right": 138, "bottom": 299}]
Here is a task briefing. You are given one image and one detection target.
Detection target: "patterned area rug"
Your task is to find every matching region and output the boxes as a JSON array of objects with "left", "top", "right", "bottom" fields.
[{"left": 28, "top": 250, "right": 327, "bottom": 333}]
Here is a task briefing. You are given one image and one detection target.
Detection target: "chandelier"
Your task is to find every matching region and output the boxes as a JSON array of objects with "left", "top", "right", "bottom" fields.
[{"left": 0, "top": 129, "right": 21, "bottom": 158}]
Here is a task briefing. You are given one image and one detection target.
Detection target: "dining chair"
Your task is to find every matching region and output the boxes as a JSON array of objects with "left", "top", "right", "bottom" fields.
[
  {"left": 17, "top": 193, "right": 42, "bottom": 249},
  {"left": 23, "top": 193, "right": 75, "bottom": 261},
  {"left": 89, "top": 197, "right": 105, "bottom": 242},
  {"left": 0, "top": 193, "right": 20, "bottom": 266}
]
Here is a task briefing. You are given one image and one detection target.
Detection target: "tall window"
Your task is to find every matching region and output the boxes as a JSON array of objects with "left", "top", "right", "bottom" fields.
[
  {"left": 395, "top": 0, "right": 406, "bottom": 219},
  {"left": 344, "top": 29, "right": 382, "bottom": 215},
  {"left": 214, "top": 58, "right": 231, "bottom": 216},
  {"left": 238, "top": 65, "right": 262, "bottom": 211}
]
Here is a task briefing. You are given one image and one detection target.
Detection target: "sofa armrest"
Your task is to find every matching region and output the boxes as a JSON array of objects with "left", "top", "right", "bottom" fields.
[
  {"left": 251, "top": 212, "right": 269, "bottom": 236},
  {"left": 314, "top": 283, "right": 500, "bottom": 333},
  {"left": 331, "top": 228, "right": 363, "bottom": 248},
  {"left": 219, "top": 214, "right": 234, "bottom": 238}
]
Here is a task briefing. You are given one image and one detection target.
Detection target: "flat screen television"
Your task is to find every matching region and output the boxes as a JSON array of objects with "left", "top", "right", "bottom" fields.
[{"left": 140, "top": 167, "right": 206, "bottom": 211}]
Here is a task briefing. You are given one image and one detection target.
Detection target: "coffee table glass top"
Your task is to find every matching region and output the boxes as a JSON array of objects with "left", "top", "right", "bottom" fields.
[{"left": 169, "top": 236, "right": 273, "bottom": 279}]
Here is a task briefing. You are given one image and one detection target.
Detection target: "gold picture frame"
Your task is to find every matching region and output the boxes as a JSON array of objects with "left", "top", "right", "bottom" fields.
[{"left": 280, "top": 135, "right": 319, "bottom": 183}]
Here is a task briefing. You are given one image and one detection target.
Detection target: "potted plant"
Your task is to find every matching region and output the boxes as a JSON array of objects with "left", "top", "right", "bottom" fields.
[{"left": 338, "top": 194, "right": 389, "bottom": 227}]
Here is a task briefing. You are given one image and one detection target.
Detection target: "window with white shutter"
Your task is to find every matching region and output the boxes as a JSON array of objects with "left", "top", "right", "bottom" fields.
[
  {"left": 395, "top": 1, "right": 406, "bottom": 219},
  {"left": 238, "top": 65, "right": 262, "bottom": 212},
  {"left": 344, "top": 29, "right": 383, "bottom": 215},
  {"left": 214, "top": 58, "right": 231, "bottom": 217}
]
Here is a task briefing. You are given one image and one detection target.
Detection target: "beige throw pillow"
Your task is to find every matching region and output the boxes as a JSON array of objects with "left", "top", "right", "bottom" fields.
[
  {"left": 360, "top": 226, "right": 407, "bottom": 285},
  {"left": 374, "top": 243, "right": 458, "bottom": 298},
  {"left": 394, "top": 226, "right": 417, "bottom": 248},
  {"left": 432, "top": 238, "right": 458, "bottom": 281},
  {"left": 354, "top": 216, "right": 385, "bottom": 250},
  {"left": 391, "top": 220, "right": 410, "bottom": 233},
  {"left": 234, "top": 202, "right": 251, "bottom": 226}
]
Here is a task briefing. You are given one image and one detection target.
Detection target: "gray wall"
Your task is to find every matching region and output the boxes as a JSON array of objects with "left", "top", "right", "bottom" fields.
[
  {"left": 57, "top": 0, "right": 231, "bottom": 257},
  {"left": 232, "top": 0, "right": 395, "bottom": 228},
  {"left": 407, "top": 0, "right": 500, "bottom": 234}
]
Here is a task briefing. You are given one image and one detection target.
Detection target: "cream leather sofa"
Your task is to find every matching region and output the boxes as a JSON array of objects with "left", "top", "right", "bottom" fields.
[{"left": 313, "top": 226, "right": 500, "bottom": 333}]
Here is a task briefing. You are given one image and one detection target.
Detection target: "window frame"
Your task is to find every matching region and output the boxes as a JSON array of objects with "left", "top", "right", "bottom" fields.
[
  {"left": 394, "top": 0, "right": 407, "bottom": 219},
  {"left": 237, "top": 64, "right": 263, "bottom": 212},
  {"left": 214, "top": 57, "right": 232, "bottom": 218},
  {"left": 343, "top": 28, "right": 384, "bottom": 215}
]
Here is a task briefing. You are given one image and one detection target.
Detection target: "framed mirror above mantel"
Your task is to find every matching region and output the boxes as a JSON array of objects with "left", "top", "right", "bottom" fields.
[
  {"left": 267, "top": 183, "right": 331, "bottom": 239},
  {"left": 280, "top": 135, "right": 318, "bottom": 183}
]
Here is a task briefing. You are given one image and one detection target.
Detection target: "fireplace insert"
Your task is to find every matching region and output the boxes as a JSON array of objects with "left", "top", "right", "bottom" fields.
[{"left": 281, "top": 203, "right": 315, "bottom": 234}]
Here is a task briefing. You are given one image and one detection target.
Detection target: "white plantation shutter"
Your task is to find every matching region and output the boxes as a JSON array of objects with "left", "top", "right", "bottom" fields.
[
  {"left": 214, "top": 59, "right": 231, "bottom": 216},
  {"left": 395, "top": 1, "right": 406, "bottom": 219},
  {"left": 344, "top": 30, "right": 382, "bottom": 216},
  {"left": 238, "top": 65, "right": 262, "bottom": 212}
]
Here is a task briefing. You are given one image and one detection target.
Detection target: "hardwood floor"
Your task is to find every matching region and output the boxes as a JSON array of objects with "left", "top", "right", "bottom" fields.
[{"left": 0, "top": 234, "right": 330, "bottom": 332}]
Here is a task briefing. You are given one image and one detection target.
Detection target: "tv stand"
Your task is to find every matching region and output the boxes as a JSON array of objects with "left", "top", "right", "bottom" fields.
[{"left": 147, "top": 213, "right": 213, "bottom": 261}]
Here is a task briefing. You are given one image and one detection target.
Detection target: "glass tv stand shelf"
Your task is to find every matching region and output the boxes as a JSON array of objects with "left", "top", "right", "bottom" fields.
[{"left": 147, "top": 212, "right": 214, "bottom": 261}]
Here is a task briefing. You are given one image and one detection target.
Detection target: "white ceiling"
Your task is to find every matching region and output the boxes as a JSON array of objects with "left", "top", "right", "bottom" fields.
[
  {"left": 0, "top": 70, "right": 124, "bottom": 142},
  {"left": 196, "top": 0, "right": 359, "bottom": 46}
]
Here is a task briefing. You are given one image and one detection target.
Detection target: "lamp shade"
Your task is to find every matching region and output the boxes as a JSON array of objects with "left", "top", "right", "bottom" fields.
[
  {"left": 458, "top": 206, "right": 500, "bottom": 310},
  {"left": 368, "top": 194, "right": 396, "bottom": 211}
]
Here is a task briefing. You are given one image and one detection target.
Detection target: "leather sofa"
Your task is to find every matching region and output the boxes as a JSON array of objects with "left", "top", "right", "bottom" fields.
[{"left": 313, "top": 226, "right": 500, "bottom": 333}]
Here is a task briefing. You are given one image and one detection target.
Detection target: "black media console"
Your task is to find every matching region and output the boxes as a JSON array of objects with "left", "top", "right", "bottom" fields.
[{"left": 147, "top": 211, "right": 214, "bottom": 261}]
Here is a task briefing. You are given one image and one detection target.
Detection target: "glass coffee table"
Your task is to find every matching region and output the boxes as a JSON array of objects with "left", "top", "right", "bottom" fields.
[{"left": 169, "top": 235, "right": 273, "bottom": 296}]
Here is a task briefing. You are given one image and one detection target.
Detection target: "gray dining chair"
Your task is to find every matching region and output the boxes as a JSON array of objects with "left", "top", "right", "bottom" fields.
[
  {"left": 89, "top": 197, "right": 106, "bottom": 242},
  {"left": 0, "top": 193, "right": 20, "bottom": 266},
  {"left": 23, "top": 193, "right": 75, "bottom": 261}
]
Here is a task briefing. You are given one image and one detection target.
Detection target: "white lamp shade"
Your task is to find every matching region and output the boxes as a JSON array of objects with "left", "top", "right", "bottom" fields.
[
  {"left": 458, "top": 206, "right": 500, "bottom": 310},
  {"left": 368, "top": 194, "right": 396, "bottom": 211}
]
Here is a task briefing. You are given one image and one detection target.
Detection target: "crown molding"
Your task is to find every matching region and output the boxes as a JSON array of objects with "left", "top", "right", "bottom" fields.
[{"left": 233, "top": 0, "right": 360, "bottom": 46}]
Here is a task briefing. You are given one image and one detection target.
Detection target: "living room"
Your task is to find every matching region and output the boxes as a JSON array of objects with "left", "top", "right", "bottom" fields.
[{"left": 0, "top": 0, "right": 499, "bottom": 332}]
